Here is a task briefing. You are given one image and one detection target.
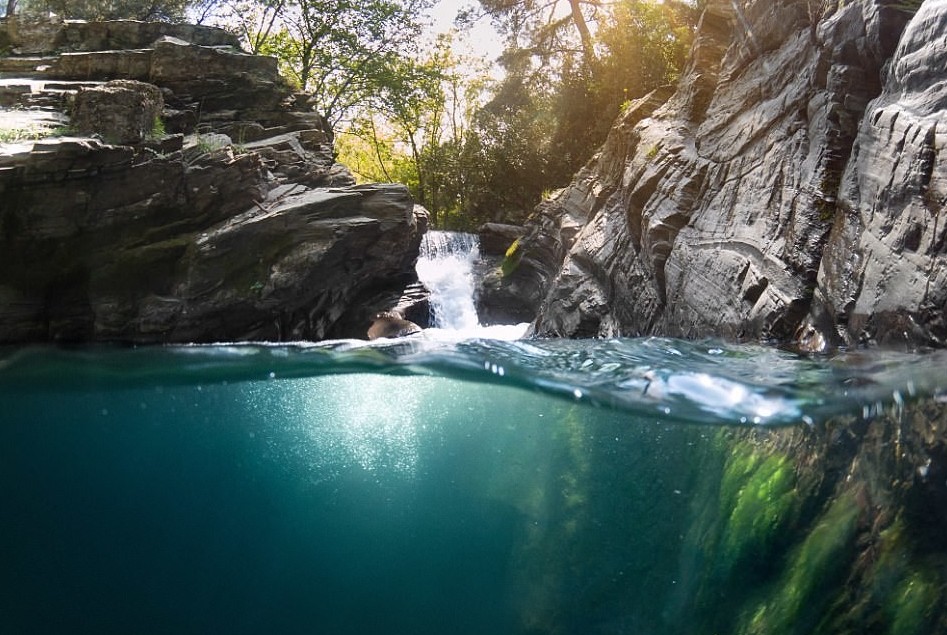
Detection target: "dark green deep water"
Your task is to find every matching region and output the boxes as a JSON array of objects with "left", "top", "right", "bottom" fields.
[{"left": 2, "top": 337, "right": 947, "bottom": 634}]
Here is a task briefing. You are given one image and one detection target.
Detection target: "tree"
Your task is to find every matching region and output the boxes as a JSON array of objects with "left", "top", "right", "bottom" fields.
[
  {"left": 336, "top": 117, "right": 420, "bottom": 189},
  {"left": 447, "top": 0, "right": 698, "bottom": 226},
  {"left": 206, "top": 0, "right": 432, "bottom": 127},
  {"left": 597, "top": 0, "right": 696, "bottom": 92},
  {"left": 459, "top": 53, "right": 561, "bottom": 224},
  {"left": 466, "top": 0, "right": 602, "bottom": 70},
  {"left": 336, "top": 35, "right": 490, "bottom": 227},
  {"left": 373, "top": 46, "right": 448, "bottom": 218},
  {"left": 18, "top": 0, "right": 190, "bottom": 20},
  {"left": 550, "top": 0, "right": 695, "bottom": 165},
  {"left": 200, "top": 0, "right": 288, "bottom": 50}
]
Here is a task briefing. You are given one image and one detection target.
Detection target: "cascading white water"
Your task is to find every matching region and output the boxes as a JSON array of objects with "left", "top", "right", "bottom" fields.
[
  {"left": 414, "top": 230, "right": 529, "bottom": 340},
  {"left": 415, "top": 231, "right": 481, "bottom": 331}
]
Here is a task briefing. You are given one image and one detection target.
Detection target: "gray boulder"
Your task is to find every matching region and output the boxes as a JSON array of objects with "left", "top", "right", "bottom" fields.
[
  {"left": 0, "top": 20, "right": 427, "bottom": 344},
  {"left": 806, "top": 0, "right": 947, "bottom": 348},
  {"left": 474, "top": 222, "right": 538, "bottom": 325}
]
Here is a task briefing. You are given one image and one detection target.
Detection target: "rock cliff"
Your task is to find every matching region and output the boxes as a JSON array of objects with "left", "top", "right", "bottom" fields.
[
  {"left": 510, "top": 0, "right": 945, "bottom": 349},
  {"left": 0, "top": 18, "right": 427, "bottom": 343}
]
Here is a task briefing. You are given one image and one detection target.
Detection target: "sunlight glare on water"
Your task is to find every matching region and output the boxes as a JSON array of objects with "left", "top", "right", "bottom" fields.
[
  {"left": 237, "top": 373, "right": 450, "bottom": 480},
  {"left": 296, "top": 374, "right": 433, "bottom": 476},
  {"left": 659, "top": 372, "right": 791, "bottom": 424}
]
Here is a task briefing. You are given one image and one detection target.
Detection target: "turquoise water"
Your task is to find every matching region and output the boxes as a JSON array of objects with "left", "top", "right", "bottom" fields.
[{"left": 2, "top": 337, "right": 946, "bottom": 634}]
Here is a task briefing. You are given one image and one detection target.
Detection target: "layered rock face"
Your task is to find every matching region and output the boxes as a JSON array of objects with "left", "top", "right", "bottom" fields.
[
  {"left": 515, "top": 0, "right": 945, "bottom": 348},
  {"left": 811, "top": 0, "right": 947, "bottom": 348},
  {"left": 0, "top": 19, "right": 426, "bottom": 343}
]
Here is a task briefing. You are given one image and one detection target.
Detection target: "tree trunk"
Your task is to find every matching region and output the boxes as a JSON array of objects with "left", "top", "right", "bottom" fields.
[
  {"left": 406, "top": 130, "right": 433, "bottom": 225},
  {"left": 567, "top": 0, "right": 597, "bottom": 69}
]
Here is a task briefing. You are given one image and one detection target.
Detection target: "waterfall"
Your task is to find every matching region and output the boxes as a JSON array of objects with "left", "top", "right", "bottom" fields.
[
  {"left": 414, "top": 230, "right": 529, "bottom": 340},
  {"left": 415, "top": 231, "right": 481, "bottom": 331}
]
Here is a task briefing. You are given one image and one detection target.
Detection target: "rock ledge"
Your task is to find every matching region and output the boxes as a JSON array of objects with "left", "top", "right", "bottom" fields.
[{"left": 0, "top": 18, "right": 427, "bottom": 343}]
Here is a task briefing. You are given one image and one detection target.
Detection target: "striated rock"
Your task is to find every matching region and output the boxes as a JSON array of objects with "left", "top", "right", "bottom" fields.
[
  {"left": 149, "top": 35, "right": 278, "bottom": 83},
  {"left": 50, "top": 49, "right": 153, "bottom": 80},
  {"left": 478, "top": 222, "right": 526, "bottom": 256},
  {"left": 475, "top": 266, "right": 539, "bottom": 326},
  {"left": 806, "top": 0, "right": 947, "bottom": 348},
  {"left": 0, "top": 136, "right": 427, "bottom": 342},
  {"left": 0, "top": 20, "right": 427, "bottom": 344},
  {"left": 1, "top": 18, "right": 238, "bottom": 55},
  {"left": 127, "top": 184, "right": 426, "bottom": 342},
  {"left": 522, "top": 0, "right": 944, "bottom": 346}
]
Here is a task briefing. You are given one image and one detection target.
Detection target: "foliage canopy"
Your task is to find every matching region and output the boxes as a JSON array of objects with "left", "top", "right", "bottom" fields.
[
  {"left": 446, "top": 0, "right": 698, "bottom": 227},
  {"left": 205, "top": 0, "right": 432, "bottom": 127},
  {"left": 16, "top": 0, "right": 189, "bottom": 20},
  {"left": 341, "top": 0, "right": 699, "bottom": 229}
]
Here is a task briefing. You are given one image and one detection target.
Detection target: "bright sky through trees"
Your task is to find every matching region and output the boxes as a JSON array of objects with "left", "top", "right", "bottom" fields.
[{"left": 428, "top": 0, "right": 502, "bottom": 65}]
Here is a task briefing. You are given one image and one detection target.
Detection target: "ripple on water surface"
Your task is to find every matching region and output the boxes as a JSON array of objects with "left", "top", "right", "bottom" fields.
[{"left": 2, "top": 335, "right": 946, "bottom": 426}]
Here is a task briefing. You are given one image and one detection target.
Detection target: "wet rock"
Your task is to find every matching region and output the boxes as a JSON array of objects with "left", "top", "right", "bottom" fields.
[
  {"left": 329, "top": 278, "right": 433, "bottom": 339},
  {"left": 524, "top": 0, "right": 943, "bottom": 346},
  {"left": 130, "top": 184, "right": 426, "bottom": 342},
  {"left": 475, "top": 265, "right": 541, "bottom": 326},
  {"left": 478, "top": 222, "right": 525, "bottom": 255},
  {"left": 474, "top": 222, "right": 535, "bottom": 325},
  {"left": 808, "top": 0, "right": 947, "bottom": 348}
]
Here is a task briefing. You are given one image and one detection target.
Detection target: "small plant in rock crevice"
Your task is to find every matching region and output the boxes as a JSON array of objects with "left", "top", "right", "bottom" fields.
[
  {"left": 501, "top": 238, "right": 524, "bottom": 278},
  {"left": 149, "top": 116, "right": 166, "bottom": 139}
]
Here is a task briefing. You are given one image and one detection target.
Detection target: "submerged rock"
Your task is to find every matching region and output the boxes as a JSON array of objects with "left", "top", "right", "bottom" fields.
[
  {"left": 517, "top": 0, "right": 946, "bottom": 348},
  {"left": 0, "top": 19, "right": 426, "bottom": 343}
]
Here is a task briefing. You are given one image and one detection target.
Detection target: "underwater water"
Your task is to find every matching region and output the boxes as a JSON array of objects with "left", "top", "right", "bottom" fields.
[{"left": 2, "top": 338, "right": 947, "bottom": 635}]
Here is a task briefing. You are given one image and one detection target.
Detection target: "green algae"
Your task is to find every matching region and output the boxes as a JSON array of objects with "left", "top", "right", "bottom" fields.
[
  {"left": 675, "top": 434, "right": 810, "bottom": 635},
  {"left": 887, "top": 569, "right": 941, "bottom": 635},
  {"left": 738, "top": 491, "right": 860, "bottom": 635},
  {"left": 720, "top": 445, "right": 799, "bottom": 573},
  {"left": 867, "top": 518, "right": 944, "bottom": 635},
  {"left": 507, "top": 405, "right": 594, "bottom": 635}
]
